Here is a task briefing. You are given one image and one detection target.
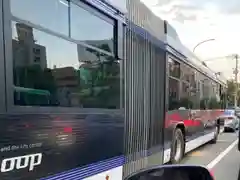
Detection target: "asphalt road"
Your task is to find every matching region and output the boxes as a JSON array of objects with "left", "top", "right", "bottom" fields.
[{"left": 181, "top": 130, "right": 239, "bottom": 180}]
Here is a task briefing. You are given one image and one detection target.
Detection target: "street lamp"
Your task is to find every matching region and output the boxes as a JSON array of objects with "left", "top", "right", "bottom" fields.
[{"left": 193, "top": 38, "right": 215, "bottom": 53}]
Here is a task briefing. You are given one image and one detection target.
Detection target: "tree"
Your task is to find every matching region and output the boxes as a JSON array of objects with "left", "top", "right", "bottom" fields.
[
  {"left": 226, "top": 80, "right": 240, "bottom": 106},
  {"left": 14, "top": 65, "right": 57, "bottom": 105},
  {"left": 179, "top": 97, "right": 193, "bottom": 109},
  {"left": 79, "top": 44, "right": 120, "bottom": 108},
  {"left": 208, "top": 97, "right": 221, "bottom": 109}
]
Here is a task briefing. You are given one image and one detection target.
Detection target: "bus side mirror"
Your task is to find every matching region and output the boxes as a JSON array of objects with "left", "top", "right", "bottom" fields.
[{"left": 125, "top": 165, "right": 214, "bottom": 180}]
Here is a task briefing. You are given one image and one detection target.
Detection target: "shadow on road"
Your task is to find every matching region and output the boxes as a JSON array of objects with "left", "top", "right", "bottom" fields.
[{"left": 238, "top": 167, "right": 240, "bottom": 180}]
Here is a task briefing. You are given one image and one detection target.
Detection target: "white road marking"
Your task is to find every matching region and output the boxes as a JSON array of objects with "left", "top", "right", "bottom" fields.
[
  {"left": 217, "top": 140, "right": 235, "bottom": 143},
  {"left": 220, "top": 128, "right": 224, "bottom": 134},
  {"left": 206, "top": 139, "right": 238, "bottom": 169}
]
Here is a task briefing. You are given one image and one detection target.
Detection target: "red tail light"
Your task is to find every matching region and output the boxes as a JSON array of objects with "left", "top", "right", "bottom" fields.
[
  {"left": 209, "top": 169, "right": 215, "bottom": 180},
  {"left": 63, "top": 127, "right": 72, "bottom": 133},
  {"left": 24, "top": 123, "right": 31, "bottom": 128}
]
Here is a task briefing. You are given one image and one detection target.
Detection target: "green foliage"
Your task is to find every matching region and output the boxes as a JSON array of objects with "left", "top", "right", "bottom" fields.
[
  {"left": 79, "top": 44, "right": 120, "bottom": 108},
  {"left": 179, "top": 97, "right": 193, "bottom": 109},
  {"left": 208, "top": 97, "right": 221, "bottom": 109},
  {"left": 200, "top": 98, "right": 208, "bottom": 109},
  {"left": 200, "top": 97, "right": 221, "bottom": 109},
  {"left": 168, "top": 96, "right": 179, "bottom": 110},
  {"left": 14, "top": 65, "right": 57, "bottom": 105},
  {"left": 226, "top": 80, "right": 236, "bottom": 105},
  {"left": 220, "top": 92, "right": 227, "bottom": 108},
  {"left": 225, "top": 80, "right": 240, "bottom": 106},
  {"left": 14, "top": 65, "right": 56, "bottom": 93}
]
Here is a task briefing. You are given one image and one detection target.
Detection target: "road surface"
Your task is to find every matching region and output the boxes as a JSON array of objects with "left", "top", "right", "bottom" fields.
[{"left": 181, "top": 130, "right": 240, "bottom": 180}]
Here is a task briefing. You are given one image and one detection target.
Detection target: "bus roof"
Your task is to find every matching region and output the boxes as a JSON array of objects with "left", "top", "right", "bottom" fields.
[{"left": 165, "top": 25, "right": 227, "bottom": 86}]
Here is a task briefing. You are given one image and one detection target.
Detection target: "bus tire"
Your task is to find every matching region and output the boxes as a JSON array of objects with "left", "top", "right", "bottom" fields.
[
  {"left": 170, "top": 128, "right": 184, "bottom": 164},
  {"left": 210, "top": 126, "right": 219, "bottom": 144}
]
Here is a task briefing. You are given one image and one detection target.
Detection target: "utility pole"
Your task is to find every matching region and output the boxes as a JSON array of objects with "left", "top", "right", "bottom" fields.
[{"left": 234, "top": 54, "right": 239, "bottom": 108}]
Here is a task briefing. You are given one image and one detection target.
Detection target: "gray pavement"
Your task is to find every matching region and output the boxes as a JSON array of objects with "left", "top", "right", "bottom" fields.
[
  {"left": 212, "top": 135, "right": 240, "bottom": 180},
  {"left": 181, "top": 131, "right": 239, "bottom": 180}
]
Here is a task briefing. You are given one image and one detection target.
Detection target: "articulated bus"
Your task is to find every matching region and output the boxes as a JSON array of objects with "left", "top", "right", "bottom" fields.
[{"left": 0, "top": 0, "right": 226, "bottom": 180}]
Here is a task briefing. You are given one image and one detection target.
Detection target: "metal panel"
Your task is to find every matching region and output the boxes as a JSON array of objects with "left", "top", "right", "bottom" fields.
[
  {"left": 117, "top": 20, "right": 124, "bottom": 60},
  {"left": 0, "top": 0, "right": 8, "bottom": 113},
  {"left": 123, "top": 0, "right": 167, "bottom": 177},
  {"left": 123, "top": 24, "right": 166, "bottom": 178},
  {"left": 126, "top": 0, "right": 165, "bottom": 41},
  {"left": 3, "top": 0, "right": 14, "bottom": 110},
  {"left": 149, "top": 44, "right": 166, "bottom": 150},
  {"left": 0, "top": 0, "right": 6, "bottom": 113},
  {"left": 85, "top": 0, "right": 125, "bottom": 23}
]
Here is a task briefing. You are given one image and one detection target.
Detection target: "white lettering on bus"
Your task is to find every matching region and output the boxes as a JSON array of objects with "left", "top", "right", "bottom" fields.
[{"left": 1, "top": 153, "right": 42, "bottom": 172}]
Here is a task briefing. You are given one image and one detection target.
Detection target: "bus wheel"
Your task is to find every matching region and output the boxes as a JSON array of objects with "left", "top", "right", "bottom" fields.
[
  {"left": 170, "top": 128, "right": 184, "bottom": 164},
  {"left": 210, "top": 126, "right": 219, "bottom": 144}
]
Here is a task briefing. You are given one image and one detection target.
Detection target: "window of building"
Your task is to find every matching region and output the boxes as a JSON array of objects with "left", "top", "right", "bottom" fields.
[
  {"left": 190, "top": 69, "right": 196, "bottom": 89},
  {"left": 10, "top": 0, "right": 69, "bottom": 36},
  {"left": 168, "top": 57, "right": 180, "bottom": 79},
  {"left": 203, "top": 78, "right": 211, "bottom": 98},
  {"left": 178, "top": 81, "right": 194, "bottom": 109},
  {"left": 34, "top": 56, "right": 40, "bottom": 62},
  {"left": 181, "top": 82, "right": 190, "bottom": 98},
  {"left": 33, "top": 48, "right": 40, "bottom": 55},
  {"left": 181, "top": 63, "right": 191, "bottom": 82},
  {"left": 70, "top": 1, "right": 115, "bottom": 53},
  {"left": 12, "top": 21, "right": 120, "bottom": 109},
  {"left": 168, "top": 77, "right": 180, "bottom": 110}
]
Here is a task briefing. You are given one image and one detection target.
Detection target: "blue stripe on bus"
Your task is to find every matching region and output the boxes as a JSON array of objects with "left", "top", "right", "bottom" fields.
[
  {"left": 42, "top": 145, "right": 164, "bottom": 180},
  {"left": 42, "top": 155, "right": 125, "bottom": 180}
]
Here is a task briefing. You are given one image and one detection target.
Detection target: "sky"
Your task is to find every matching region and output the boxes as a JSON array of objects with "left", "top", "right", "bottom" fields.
[
  {"left": 11, "top": 0, "right": 114, "bottom": 69},
  {"left": 141, "top": 0, "right": 240, "bottom": 80}
]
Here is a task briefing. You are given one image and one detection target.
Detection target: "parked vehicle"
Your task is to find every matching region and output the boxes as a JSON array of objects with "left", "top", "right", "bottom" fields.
[
  {"left": 222, "top": 115, "right": 239, "bottom": 132},
  {"left": 219, "top": 109, "right": 235, "bottom": 125},
  {"left": 235, "top": 107, "right": 240, "bottom": 117}
]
